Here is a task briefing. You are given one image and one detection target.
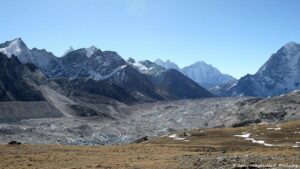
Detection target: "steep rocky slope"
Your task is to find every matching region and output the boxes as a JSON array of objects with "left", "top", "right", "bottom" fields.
[
  {"left": 0, "top": 53, "right": 45, "bottom": 101},
  {"left": 53, "top": 78, "right": 136, "bottom": 105},
  {"left": 0, "top": 53, "right": 63, "bottom": 121},
  {"left": 219, "top": 42, "right": 300, "bottom": 97}
]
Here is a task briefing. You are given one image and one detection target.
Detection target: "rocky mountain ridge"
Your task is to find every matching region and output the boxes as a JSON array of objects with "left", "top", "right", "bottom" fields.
[{"left": 0, "top": 38, "right": 213, "bottom": 102}]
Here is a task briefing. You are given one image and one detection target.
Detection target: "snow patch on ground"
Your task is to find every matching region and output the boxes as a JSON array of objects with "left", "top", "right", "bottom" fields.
[
  {"left": 168, "top": 134, "right": 177, "bottom": 138},
  {"left": 234, "top": 133, "right": 274, "bottom": 147},
  {"left": 292, "top": 142, "right": 300, "bottom": 148},
  {"left": 246, "top": 138, "right": 274, "bottom": 147},
  {"left": 267, "top": 127, "right": 281, "bottom": 131},
  {"left": 168, "top": 134, "right": 187, "bottom": 141},
  {"left": 234, "top": 133, "right": 251, "bottom": 138}
]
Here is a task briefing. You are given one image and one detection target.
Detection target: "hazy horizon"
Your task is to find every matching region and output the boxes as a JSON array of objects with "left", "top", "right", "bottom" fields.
[{"left": 2, "top": 0, "right": 300, "bottom": 78}]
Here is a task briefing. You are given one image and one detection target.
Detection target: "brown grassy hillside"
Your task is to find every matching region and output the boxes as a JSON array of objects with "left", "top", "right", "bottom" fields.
[{"left": 0, "top": 120, "right": 299, "bottom": 169}]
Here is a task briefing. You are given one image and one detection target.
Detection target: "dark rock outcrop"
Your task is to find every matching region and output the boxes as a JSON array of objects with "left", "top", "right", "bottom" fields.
[{"left": 0, "top": 53, "right": 45, "bottom": 101}]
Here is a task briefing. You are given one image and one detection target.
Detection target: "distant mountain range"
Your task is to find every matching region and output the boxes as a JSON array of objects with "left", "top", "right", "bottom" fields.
[
  {"left": 128, "top": 58, "right": 212, "bottom": 99},
  {"left": 155, "top": 42, "right": 300, "bottom": 97},
  {"left": 0, "top": 38, "right": 213, "bottom": 106},
  {"left": 1, "top": 38, "right": 300, "bottom": 101},
  {"left": 155, "top": 59, "right": 236, "bottom": 89}
]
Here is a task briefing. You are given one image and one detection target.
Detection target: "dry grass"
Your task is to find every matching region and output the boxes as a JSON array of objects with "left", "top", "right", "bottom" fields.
[{"left": 0, "top": 120, "right": 299, "bottom": 169}]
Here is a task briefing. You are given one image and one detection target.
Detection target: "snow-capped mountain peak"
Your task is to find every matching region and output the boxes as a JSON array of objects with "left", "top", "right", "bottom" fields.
[
  {"left": 128, "top": 59, "right": 166, "bottom": 76},
  {"left": 219, "top": 41, "right": 300, "bottom": 97},
  {"left": 156, "top": 59, "right": 236, "bottom": 89},
  {"left": 257, "top": 42, "right": 300, "bottom": 75},
  {"left": 181, "top": 61, "right": 236, "bottom": 89},
  {"left": 0, "top": 38, "right": 28, "bottom": 58}
]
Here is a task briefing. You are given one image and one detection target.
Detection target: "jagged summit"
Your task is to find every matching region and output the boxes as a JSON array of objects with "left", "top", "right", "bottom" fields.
[
  {"left": 155, "top": 59, "right": 180, "bottom": 70},
  {"left": 7, "top": 38, "right": 26, "bottom": 46},
  {"left": 63, "top": 46, "right": 100, "bottom": 58},
  {"left": 128, "top": 59, "right": 166, "bottom": 76},
  {"left": 127, "top": 57, "right": 136, "bottom": 63},
  {"left": 0, "top": 38, "right": 28, "bottom": 58}
]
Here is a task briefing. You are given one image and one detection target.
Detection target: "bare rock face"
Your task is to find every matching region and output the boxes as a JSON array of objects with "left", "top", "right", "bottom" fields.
[
  {"left": 0, "top": 53, "right": 45, "bottom": 101},
  {"left": 0, "top": 102, "right": 63, "bottom": 122},
  {"left": 133, "top": 136, "right": 149, "bottom": 143},
  {"left": 53, "top": 78, "right": 136, "bottom": 105},
  {"left": 8, "top": 141, "right": 21, "bottom": 145},
  {"left": 153, "top": 69, "right": 214, "bottom": 99}
]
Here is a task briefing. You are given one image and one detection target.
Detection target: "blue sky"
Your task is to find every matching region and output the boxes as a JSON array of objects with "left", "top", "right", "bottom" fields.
[{"left": 1, "top": 0, "right": 300, "bottom": 78}]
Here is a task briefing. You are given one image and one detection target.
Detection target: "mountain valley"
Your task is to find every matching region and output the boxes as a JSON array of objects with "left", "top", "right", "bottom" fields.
[{"left": 0, "top": 38, "right": 300, "bottom": 168}]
